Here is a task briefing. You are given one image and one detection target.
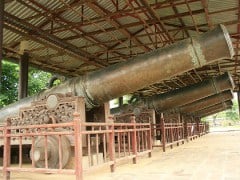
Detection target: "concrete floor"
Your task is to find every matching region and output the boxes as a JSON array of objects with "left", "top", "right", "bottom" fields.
[{"left": 3, "top": 130, "right": 240, "bottom": 180}]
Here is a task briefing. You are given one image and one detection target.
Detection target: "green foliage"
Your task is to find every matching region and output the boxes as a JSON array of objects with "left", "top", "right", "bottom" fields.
[
  {"left": 28, "top": 67, "right": 51, "bottom": 96},
  {"left": 225, "top": 99, "right": 239, "bottom": 121},
  {"left": 204, "top": 95, "right": 239, "bottom": 122},
  {"left": 0, "top": 60, "right": 52, "bottom": 107},
  {"left": 0, "top": 61, "right": 19, "bottom": 107}
]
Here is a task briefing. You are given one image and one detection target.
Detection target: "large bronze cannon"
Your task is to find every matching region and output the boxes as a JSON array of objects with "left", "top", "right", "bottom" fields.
[
  {"left": 0, "top": 24, "right": 234, "bottom": 122},
  {"left": 198, "top": 106, "right": 232, "bottom": 118},
  {"left": 195, "top": 100, "right": 233, "bottom": 117},
  {"left": 148, "top": 73, "right": 234, "bottom": 111},
  {"left": 111, "top": 73, "right": 234, "bottom": 115},
  {"left": 179, "top": 90, "right": 233, "bottom": 113}
]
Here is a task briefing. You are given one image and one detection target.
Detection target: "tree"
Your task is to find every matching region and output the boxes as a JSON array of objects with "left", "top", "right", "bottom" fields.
[
  {"left": 0, "top": 61, "right": 19, "bottom": 107},
  {"left": 0, "top": 60, "right": 52, "bottom": 107},
  {"left": 28, "top": 67, "right": 51, "bottom": 96},
  {"left": 225, "top": 99, "right": 239, "bottom": 121}
]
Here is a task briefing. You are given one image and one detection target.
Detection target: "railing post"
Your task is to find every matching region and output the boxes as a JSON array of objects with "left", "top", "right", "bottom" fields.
[
  {"left": 203, "top": 123, "right": 206, "bottom": 134},
  {"left": 130, "top": 116, "right": 137, "bottom": 164},
  {"left": 3, "top": 119, "right": 11, "bottom": 180},
  {"left": 181, "top": 123, "right": 184, "bottom": 144},
  {"left": 74, "top": 97, "right": 85, "bottom": 180},
  {"left": 206, "top": 122, "right": 209, "bottom": 133},
  {"left": 197, "top": 121, "right": 200, "bottom": 137},
  {"left": 108, "top": 116, "right": 115, "bottom": 172},
  {"left": 176, "top": 124, "right": 179, "bottom": 146},
  {"left": 147, "top": 122, "right": 152, "bottom": 158},
  {"left": 184, "top": 122, "right": 188, "bottom": 142},
  {"left": 160, "top": 113, "right": 166, "bottom": 152},
  {"left": 191, "top": 123, "right": 194, "bottom": 140},
  {"left": 151, "top": 110, "right": 156, "bottom": 145},
  {"left": 170, "top": 123, "right": 173, "bottom": 149},
  {"left": 150, "top": 123, "right": 154, "bottom": 146},
  {"left": 204, "top": 122, "right": 207, "bottom": 134}
]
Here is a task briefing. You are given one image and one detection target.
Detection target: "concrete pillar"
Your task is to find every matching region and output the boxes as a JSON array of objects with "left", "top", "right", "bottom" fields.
[
  {"left": 18, "top": 52, "right": 29, "bottom": 99},
  {"left": 0, "top": 0, "right": 4, "bottom": 83}
]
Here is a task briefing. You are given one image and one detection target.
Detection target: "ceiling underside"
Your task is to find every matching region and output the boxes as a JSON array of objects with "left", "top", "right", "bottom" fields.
[{"left": 2, "top": 0, "right": 240, "bottom": 97}]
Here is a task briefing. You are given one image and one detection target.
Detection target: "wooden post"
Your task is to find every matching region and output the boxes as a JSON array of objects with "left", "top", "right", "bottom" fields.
[
  {"left": 147, "top": 121, "right": 152, "bottom": 158},
  {"left": 185, "top": 122, "right": 189, "bottom": 142},
  {"left": 104, "top": 102, "right": 110, "bottom": 121},
  {"left": 170, "top": 123, "right": 173, "bottom": 149},
  {"left": 3, "top": 119, "right": 11, "bottom": 180},
  {"left": 108, "top": 117, "right": 115, "bottom": 172},
  {"left": 176, "top": 113, "right": 180, "bottom": 146},
  {"left": 151, "top": 110, "right": 156, "bottom": 145},
  {"left": 119, "top": 97, "right": 123, "bottom": 107},
  {"left": 160, "top": 113, "right": 166, "bottom": 152},
  {"left": 196, "top": 118, "right": 200, "bottom": 137},
  {"left": 74, "top": 97, "right": 85, "bottom": 180},
  {"left": 18, "top": 52, "right": 29, "bottom": 99},
  {"left": 204, "top": 122, "right": 207, "bottom": 134},
  {"left": 130, "top": 116, "right": 137, "bottom": 164}
]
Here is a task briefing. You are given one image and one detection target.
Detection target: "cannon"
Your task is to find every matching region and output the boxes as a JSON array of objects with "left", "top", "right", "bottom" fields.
[
  {"left": 179, "top": 90, "right": 233, "bottom": 113},
  {"left": 111, "top": 73, "right": 234, "bottom": 117},
  {"left": 198, "top": 106, "right": 232, "bottom": 118},
  {"left": 148, "top": 73, "right": 234, "bottom": 111},
  {"left": 0, "top": 24, "right": 234, "bottom": 122},
  {"left": 194, "top": 100, "right": 233, "bottom": 117},
  {"left": 0, "top": 25, "right": 234, "bottom": 169}
]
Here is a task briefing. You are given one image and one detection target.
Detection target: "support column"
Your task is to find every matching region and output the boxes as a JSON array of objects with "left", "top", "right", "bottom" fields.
[
  {"left": 18, "top": 52, "right": 29, "bottom": 99},
  {"left": 104, "top": 102, "right": 110, "bottom": 121},
  {"left": 0, "top": 0, "right": 4, "bottom": 83},
  {"left": 119, "top": 96, "right": 123, "bottom": 107}
]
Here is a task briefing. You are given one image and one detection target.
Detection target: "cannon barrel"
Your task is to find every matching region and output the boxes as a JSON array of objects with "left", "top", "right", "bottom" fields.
[
  {"left": 179, "top": 90, "right": 233, "bottom": 113},
  {"left": 110, "top": 73, "right": 234, "bottom": 115},
  {"left": 197, "top": 105, "right": 232, "bottom": 118},
  {"left": 194, "top": 100, "right": 233, "bottom": 117},
  {"left": 149, "top": 72, "right": 234, "bottom": 111},
  {"left": 0, "top": 25, "right": 234, "bottom": 122}
]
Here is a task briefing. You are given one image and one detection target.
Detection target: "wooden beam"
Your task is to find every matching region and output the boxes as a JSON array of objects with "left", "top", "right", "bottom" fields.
[
  {"left": 139, "top": 0, "right": 174, "bottom": 43},
  {"left": 86, "top": 2, "right": 151, "bottom": 52},
  {"left": 4, "top": 12, "right": 107, "bottom": 68},
  {"left": 201, "top": 0, "right": 213, "bottom": 29},
  {"left": 169, "top": 0, "right": 190, "bottom": 38}
]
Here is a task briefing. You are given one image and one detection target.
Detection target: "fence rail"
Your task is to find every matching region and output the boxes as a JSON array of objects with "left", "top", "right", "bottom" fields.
[
  {"left": 152, "top": 121, "right": 185, "bottom": 152},
  {"left": 152, "top": 119, "right": 209, "bottom": 152},
  {"left": 0, "top": 115, "right": 152, "bottom": 180}
]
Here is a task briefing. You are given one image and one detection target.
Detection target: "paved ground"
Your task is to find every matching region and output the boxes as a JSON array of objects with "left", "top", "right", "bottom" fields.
[{"left": 3, "top": 130, "right": 240, "bottom": 180}]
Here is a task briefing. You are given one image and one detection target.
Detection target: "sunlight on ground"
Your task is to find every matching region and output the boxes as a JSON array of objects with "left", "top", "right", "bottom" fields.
[{"left": 210, "top": 125, "right": 240, "bottom": 132}]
